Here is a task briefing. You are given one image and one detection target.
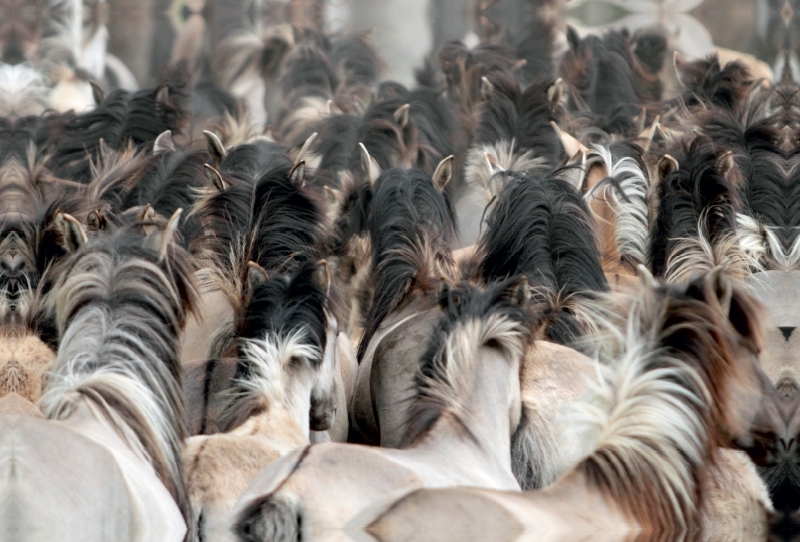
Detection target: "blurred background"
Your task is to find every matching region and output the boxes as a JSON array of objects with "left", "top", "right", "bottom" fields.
[{"left": 104, "top": 0, "right": 792, "bottom": 89}]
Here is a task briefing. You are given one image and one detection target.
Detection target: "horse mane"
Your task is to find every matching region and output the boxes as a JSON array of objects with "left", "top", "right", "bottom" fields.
[
  {"left": 560, "top": 29, "right": 641, "bottom": 135},
  {"left": 219, "top": 260, "right": 329, "bottom": 432},
  {"left": 356, "top": 167, "right": 457, "bottom": 361},
  {"left": 675, "top": 53, "right": 753, "bottom": 111},
  {"left": 353, "top": 95, "right": 417, "bottom": 173},
  {"left": 191, "top": 153, "right": 326, "bottom": 283},
  {"left": 648, "top": 137, "right": 741, "bottom": 278},
  {"left": 400, "top": 277, "right": 533, "bottom": 447},
  {"left": 120, "top": 148, "right": 206, "bottom": 218},
  {"left": 574, "top": 270, "right": 764, "bottom": 533},
  {"left": 407, "top": 87, "right": 457, "bottom": 175},
  {"left": 39, "top": 223, "right": 199, "bottom": 532},
  {"left": 47, "top": 82, "right": 189, "bottom": 182},
  {"left": 585, "top": 144, "right": 651, "bottom": 265},
  {"left": 476, "top": 172, "right": 607, "bottom": 346},
  {"left": 472, "top": 73, "right": 564, "bottom": 168}
]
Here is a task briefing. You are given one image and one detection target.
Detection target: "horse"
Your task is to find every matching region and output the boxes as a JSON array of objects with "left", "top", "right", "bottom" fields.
[
  {"left": 348, "top": 154, "right": 457, "bottom": 446},
  {"left": 0, "top": 210, "right": 198, "bottom": 541},
  {"left": 182, "top": 259, "right": 340, "bottom": 542},
  {"left": 230, "top": 276, "right": 533, "bottom": 542},
  {"left": 356, "top": 268, "right": 774, "bottom": 542}
]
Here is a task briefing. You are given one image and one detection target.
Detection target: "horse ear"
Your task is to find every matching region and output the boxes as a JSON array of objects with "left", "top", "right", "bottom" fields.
[
  {"left": 657, "top": 154, "right": 679, "bottom": 183},
  {"left": 432, "top": 155, "right": 454, "bottom": 191},
  {"left": 706, "top": 267, "right": 733, "bottom": 316},
  {"left": 635, "top": 264, "right": 656, "bottom": 288},
  {"left": 323, "top": 185, "right": 339, "bottom": 207},
  {"left": 89, "top": 80, "right": 105, "bottom": 105},
  {"left": 153, "top": 130, "right": 175, "bottom": 154},
  {"left": 289, "top": 160, "right": 306, "bottom": 187},
  {"left": 155, "top": 82, "right": 169, "bottom": 105},
  {"left": 566, "top": 25, "right": 581, "bottom": 53},
  {"left": 359, "top": 142, "right": 381, "bottom": 187},
  {"left": 716, "top": 150, "right": 735, "bottom": 179},
  {"left": 203, "top": 164, "right": 228, "bottom": 191},
  {"left": 550, "top": 121, "right": 587, "bottom": 158},
  {"left": 504, "top": 276, "right": 529, "bottom": 307},
  {"left": 87, "top": 209, "right": 106, "bottom": 231},
  {"left": 484, "top": 151, "right": 505, "bottom": 177},
  {"left": 673, "top": 51, "right": 687, "bottom": 84},
  {"left": 138, "top": 204, "right": 158, "bottom": 235},
  {"left": 438, "top": 277, "right": 454, "bottom": 304},
  {"left": 480, "top": 76, "right": 494, "bottom": 101},
  {"left": 637, "top": 115, "right": 660, "bottom": 153},
  {"left": 315, "top": 259, "right": 331, "bottom": 296},
  {"left": 295, "top": 132, "right": 318, "bottom": 165},
  {"left": 246, "top": 261, "right": 268, "bottom": 295},
  {"left": 159, "top": 208, "right": 182, "bottom": 261},
  {"left": 55, "top": 212, "right": 87, "bottom": 253},
  {"left": 547, "top": 78, "right": 563, "bottom": 108},
  {"left": 393, "top": 103, "right": 410, "bottom": 128},
  {"left": 203, "top": 130, "right": 227, "bottom": 167}
]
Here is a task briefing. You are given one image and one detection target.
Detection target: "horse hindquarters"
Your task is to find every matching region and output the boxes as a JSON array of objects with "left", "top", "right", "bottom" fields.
[
  {"left": 0, "top": 407, "right": 186, "bottom": 542},
  {"left": 0, "top": 416, "right": 133, "bottom": 542}
]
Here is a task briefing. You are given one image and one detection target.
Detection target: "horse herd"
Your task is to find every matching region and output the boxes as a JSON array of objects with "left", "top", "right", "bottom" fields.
[{"left": 0, "top": 7, "right": 798, "bottom": 542}]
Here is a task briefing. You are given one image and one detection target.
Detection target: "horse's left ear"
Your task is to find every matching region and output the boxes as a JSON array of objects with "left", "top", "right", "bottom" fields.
[
  {"left": 289, "top": 161, "right": 306, "bottom": 187},
  {"left": 55, "top": 212, "right": 87, "bottom": 253},
  {"left": 432, "top": 155, "right": 454, "bottom": 191},
  {"left": 547, "top": 78, "right": 563, "bottom": 108},
  {"left": 89, "top": 80, "right": 105, "bottom": 105},
  {"left": 203, "top": 130, "right": 227, "bottom": 167},
  {"left": 153, "top": 130, "right": 175, "bottom": 154},
  {"left": 504, "top": 276, "right": 529, "bottom": 307},
  {"left": 315, "top": 259, "right": 331, "bottom": 296},
  {"left": 159, "top": 208, "right": 182, "bottom": 261}
]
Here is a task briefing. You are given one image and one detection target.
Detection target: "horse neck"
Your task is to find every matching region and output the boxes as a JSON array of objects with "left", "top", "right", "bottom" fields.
[
  {"left": 232, "top": 402, "right": 308, "bottom": 449},
  {"left": 413, "top": 345, "right": 518, "bottom": 483}
]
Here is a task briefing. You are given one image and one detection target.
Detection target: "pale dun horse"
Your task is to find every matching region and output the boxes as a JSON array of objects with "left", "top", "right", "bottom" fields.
[
  {"left": 356, "top": 269, "right": 774, "bottom": 542},
  {"left": 0, "top": 210, "right": 198, "bottom": 542},
  {"left": 183, "top": 260, "right": 339, "bottom": 542},
  {"left": 229, "top": 277, "right": 533, "bottom": 542}
]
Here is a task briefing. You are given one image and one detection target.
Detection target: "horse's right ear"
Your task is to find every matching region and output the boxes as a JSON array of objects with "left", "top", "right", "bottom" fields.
[
  {"left": 55, "top": 212, "right": 87, "bottom": 253},
  {"left": 155, "top": 82, "right": 169, "bottom": 105},
  {"left": 504, "top": 276, "right": 529, "bottom": 307},
  {"left": 315, "top": 259, "right": 331, "bottom": 296},
  {"left": 154, "top": 130, "right": 175, "bottom": 154},
  {"left": 203, "top": 130, "right": 227, "bottom": 167},
  {"left": 480, "top": 76, "right": 494, "bottom": 101},
  {"left": 438, "top": 277, "right": 454, "bottom": 306},
  {"left": 657, "top": 154, "right": 679, "bottom": 183},
  {"left": 138, "top": 204, "right": 158, "bottom": 235},
  {"left": 87, "top": 209, "right": 107, "bottom": 231},
  {"left": 247, "top": 261, "right": 269, "bottom": 296},
  {"left": 484, "top": 151, "right": 504, "bottom": 177},
  {"left": 359, "top": 142, "right": 381, "bottom": 187}
]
